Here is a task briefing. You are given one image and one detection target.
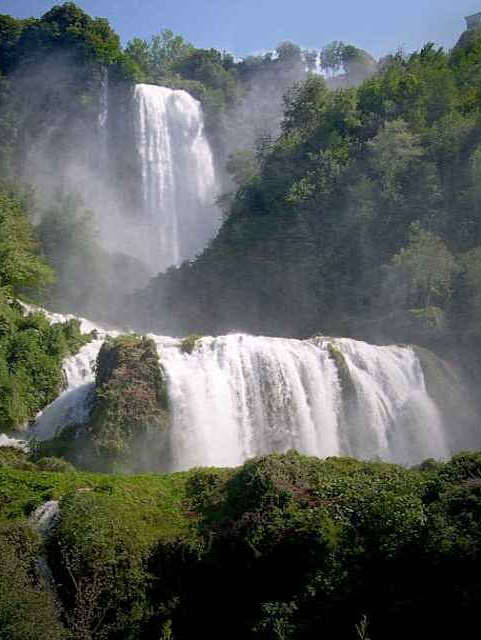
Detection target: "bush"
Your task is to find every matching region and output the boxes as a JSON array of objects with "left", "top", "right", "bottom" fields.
[
  {"left": 0, "top": 295, "right": 92, "bottom": 432},
  {"left": 35, "top": 457, "right": 76, "bottom": 473},
  {"left": 0, "top": 521, "right": 64, "bottom": 640}
]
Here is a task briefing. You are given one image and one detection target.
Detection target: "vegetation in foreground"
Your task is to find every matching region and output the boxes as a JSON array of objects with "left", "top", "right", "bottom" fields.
[{"left": 1, "top": 449, "right": 481, "bottom": 639}]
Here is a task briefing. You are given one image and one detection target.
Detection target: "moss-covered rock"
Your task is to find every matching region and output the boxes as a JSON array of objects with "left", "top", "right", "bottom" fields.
[
  {"left": 0, "top": 445, "right": 35, "bottom": 471},
  {"left": 35, "top": 456, "right": 76, "bottom": 473},
  {"left": 87, "top": 335, "right": 170, "bottom": 472},
  {"left": 180, "top": 333, "right": 202, "bottom": 354},
  {"left": 326, "top": 342, "right": 356, "bottom": 400}
]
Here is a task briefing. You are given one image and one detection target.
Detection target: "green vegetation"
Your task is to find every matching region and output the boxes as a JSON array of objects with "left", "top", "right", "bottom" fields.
[
  {"left": 326, "top": 342, "right": 355, "bottom": 399},
  {"left": 1, "top": 451, "right": 481, "bottom": 638},
  {"left": 0, "top": 521, "right": 65, "bottom": 639},
  {"left": 83, "top": 335, "right": 170, "bottom": 472},
  {"left": 0, "top": 183, "right": 92, "bottom": 432},
  {"left": 0, "top": 300, "right": 92, "bottom": 432},
  {"left": 0, "top": 184, "right": 53, "bottom": 294}
]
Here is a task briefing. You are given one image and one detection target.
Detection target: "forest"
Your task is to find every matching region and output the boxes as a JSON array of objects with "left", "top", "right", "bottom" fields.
[{"left": 1, "top": 2, "right": 481, "bottom": 639}]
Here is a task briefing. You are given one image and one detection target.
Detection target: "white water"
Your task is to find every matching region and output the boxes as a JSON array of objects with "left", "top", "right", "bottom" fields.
[
  {"left": 20, "top": 305, "right": 117, "bottom": 441},
  {"left": 321, "top": 338, "right": 447, "bottom": 464},
  {"left": 133, "top": 84, "right": 219, "bottom": 272},
  {"left": 1, "top": 306, "right": 451, "bottom": 468},
  {"left": 30, "top": 500, "right": 60, "bottom": 537},
  {"left": 154, "top": 334, "right": 449, "bottom": 470},
  {"left": 32, "top": 338, "right": 105, "bottom": 440},
  {"left": 30, "top": 500, "right": 61, "bottom": 601},
  {"left": 0, "top": 434, "right": 28, "bottom": 450}
]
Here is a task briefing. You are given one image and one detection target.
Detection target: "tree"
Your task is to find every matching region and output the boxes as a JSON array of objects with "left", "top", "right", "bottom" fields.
[
  {"left": 320, "top": 41, "right": 345, "bottom": 75},
  {"left": 0, "top": 185, "right": 53, "bottom": 295},
  {"left": 368, "top": 119, "right": 423, "bottom": 199},
  {"left": 124, "top": 29, "right": 194, "bottom": 82},
  {"left": 392, "top": 223, "right": 458, "bottom": 310},
  {"left": 225, "top": 150, "right": 259, "bottom": 186}
]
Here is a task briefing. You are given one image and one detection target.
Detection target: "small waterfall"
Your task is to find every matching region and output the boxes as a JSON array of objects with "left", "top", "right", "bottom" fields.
[
  {"left": 30, "top": 500, "right": 60, "bottom": 537},
  {"left": 98, "top": 67, "right": 109, "bottom": 132},
  {"left": 30, "top": 500, "right": 61, "bottom": 604},
  {"left": 25, "top": 307, "right": 117, "bottom": 441},
  {"left": 0, "top": 433, "right": 28, "bottom": 449},
  {"left": 97, "top": 66, "right": 109, "bottom": 173},
  {"left": 326, "top": 338, "right": 448, "bottom": 464},
  {"left": 32, "top": 338, "right": 105, "bottom": 440},
  {"left": 133, "top": 84, "right": 219, "bottom": 272}
]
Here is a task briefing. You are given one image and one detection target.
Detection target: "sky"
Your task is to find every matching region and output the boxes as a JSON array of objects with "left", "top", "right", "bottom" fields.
[{"left": 0, "top": 0, "right": 479, "bottom": 59}]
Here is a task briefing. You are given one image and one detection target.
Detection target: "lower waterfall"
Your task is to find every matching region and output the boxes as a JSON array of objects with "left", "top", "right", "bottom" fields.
[
  {"left": 155, "top": 334, "right": 448, "bottom": 469},
  {"left": 0, "top": 304, "right": 453, "bottom": 468}
]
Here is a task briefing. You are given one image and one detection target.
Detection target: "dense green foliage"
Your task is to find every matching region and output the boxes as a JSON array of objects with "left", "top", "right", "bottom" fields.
[
  {"left": 0, "top": 184, "right": 53, "bottom": 294},
  {"left": 0, "top": 299, "right": 92, "bottom": 431},
  {"left": 2, "top": 451, "right": 481, "bottom": 638},
  {"left": 0, "top": 521, "right": 65, "bottom": 639},
  {"left": 0, "top": 3, "right": 130, "bottom": 179},
  {"left": 0, "top": 182, "right": 92, "bottom": 431}
]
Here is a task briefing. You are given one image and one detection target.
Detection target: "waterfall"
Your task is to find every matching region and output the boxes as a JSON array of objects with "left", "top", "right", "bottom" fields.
[
  {"left": 16, "top": 310, "right": 451, "bottom": 468},
  {"left": 0, "top": 434, "right": 28, "bottom": 449},
  {"left": 154, "top": 334, "right": 449, "bottom": 470},
  {"left": 30, "top": 500, "right": 60, "bottom": 537},
  {"left": 32, "top": 338, "right": 105, "bottom": 440},
  {"left": 320, "top": 338, "right": 448, "bottom": 464},
  {"left": 22, "top": 306, "right": 117, "bottom": 441},
  {"left": 98, "top": 67, "right": 109, "bottom": 132},
  {"left": 30, "top": 500, "right": 61, "bottom": 603},
  {"left": 133, "top": 84, "right": 219, "bottom": 272}
]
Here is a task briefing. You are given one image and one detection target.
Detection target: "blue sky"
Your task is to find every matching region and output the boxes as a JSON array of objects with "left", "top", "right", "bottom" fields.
[{"left": 0, "top": 0, "right": 478, "bottom": 59}]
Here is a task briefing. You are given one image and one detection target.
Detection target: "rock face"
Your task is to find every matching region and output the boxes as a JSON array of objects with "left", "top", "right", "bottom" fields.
[
  {"left": 465, "top": 12, "right": 481, "bottom": 30},
  {"left": 87, "top": 335, "right": 170, "bottom": 471}
]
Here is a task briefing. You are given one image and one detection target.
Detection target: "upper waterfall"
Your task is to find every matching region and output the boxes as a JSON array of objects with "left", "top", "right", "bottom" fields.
[{"left": 133, "top": 84, "right": 219, "bottom": 272}]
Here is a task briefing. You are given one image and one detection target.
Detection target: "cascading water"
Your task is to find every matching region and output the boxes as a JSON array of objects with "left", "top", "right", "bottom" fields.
[
  {"left": 30, "top": 500, "right": 60, "bottom": 537},
  {"left": 318, "top": 338, "right": 448, "bottom": 464},
  {"left": 32, "top": 338, "right": 105, "bottom": 440},
  {"left": 22, "top": 306, "right": 116, "bottom": 441},
  {"left": 0, "top": 434, "right": 27, "bottom": 449},
  {"left": 154, "top": 334, "right": 449, "bottom": 470},
  {"left": 133, "top": 84, "right": 219, "bottom": 272},
  {"left": 2, "top": 306, "right": 452, "bottom": 469}
]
